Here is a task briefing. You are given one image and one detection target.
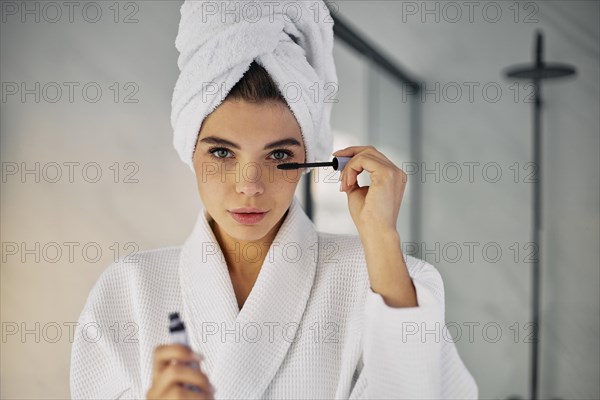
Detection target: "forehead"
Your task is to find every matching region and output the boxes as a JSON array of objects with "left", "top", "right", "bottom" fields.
[{"left": 199, "top": 100, "right": 303, "bottom": 145}]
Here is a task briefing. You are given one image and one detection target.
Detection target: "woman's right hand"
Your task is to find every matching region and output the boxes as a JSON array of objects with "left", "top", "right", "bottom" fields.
[{"left": 146, "top": 344, "right": 215, "bottom": 400}]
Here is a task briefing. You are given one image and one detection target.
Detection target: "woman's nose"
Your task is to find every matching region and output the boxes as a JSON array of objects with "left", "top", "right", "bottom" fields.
[
  {"left": 235, "top": 162, "right": 265, "bottom": 196},
  {"left": 236, "top": 181, "right": 264, "bottom": 196}
]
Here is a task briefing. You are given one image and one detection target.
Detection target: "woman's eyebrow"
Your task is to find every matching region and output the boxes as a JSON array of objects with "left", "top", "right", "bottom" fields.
[{"left": 198, "top": 136, "right": 302, "bottom": 150}]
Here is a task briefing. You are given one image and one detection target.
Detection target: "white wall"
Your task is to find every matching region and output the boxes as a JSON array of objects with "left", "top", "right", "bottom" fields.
[{"left": 332, "top": 1, "right": 599, "bottom": 399}]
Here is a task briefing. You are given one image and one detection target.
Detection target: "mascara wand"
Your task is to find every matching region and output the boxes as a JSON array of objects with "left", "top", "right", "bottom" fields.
[{"left": 277, "top": 156, "right": 352, "bottom": 171}]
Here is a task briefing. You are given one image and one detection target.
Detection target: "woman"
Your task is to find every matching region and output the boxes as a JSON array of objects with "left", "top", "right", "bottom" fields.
[
  {"left": 70, "top": 1, "right": 478, "bottom": 399},
  {"left": 70, "top": 61, "right": 478, "bottom": 400}
]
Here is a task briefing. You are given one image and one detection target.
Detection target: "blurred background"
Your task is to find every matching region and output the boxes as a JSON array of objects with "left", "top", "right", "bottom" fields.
[{"left": 1, "top": 1, "right": 598, "bottom": 399}]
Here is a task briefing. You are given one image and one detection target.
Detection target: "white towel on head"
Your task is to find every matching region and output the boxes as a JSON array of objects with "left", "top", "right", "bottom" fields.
[{"left": 171, "top": 0, "right": 338, "bottom": 175}]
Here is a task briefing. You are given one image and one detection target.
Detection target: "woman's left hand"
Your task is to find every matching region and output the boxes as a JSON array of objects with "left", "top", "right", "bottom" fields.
[{"left": 333, "top": 146, "right": 408, "bottom": 235}]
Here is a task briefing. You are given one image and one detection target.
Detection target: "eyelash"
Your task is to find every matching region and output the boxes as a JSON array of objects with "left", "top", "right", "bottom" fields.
[{"left": 206, "top": 146, "right": 295, "bottom": 163}]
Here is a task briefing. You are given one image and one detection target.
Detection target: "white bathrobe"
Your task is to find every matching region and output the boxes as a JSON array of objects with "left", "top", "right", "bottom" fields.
[{"left": 70, "top": 196, "right": 478, "bottom": 399}]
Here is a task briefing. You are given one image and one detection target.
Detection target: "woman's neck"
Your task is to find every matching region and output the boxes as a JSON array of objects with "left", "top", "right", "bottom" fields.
[{"left": 208, "top": 213, "right": 287, "bottom": 277}]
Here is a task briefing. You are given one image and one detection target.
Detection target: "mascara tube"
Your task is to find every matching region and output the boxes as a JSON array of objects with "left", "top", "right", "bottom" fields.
[{"left": 168, "top": 312, "right": 202, "bottom": 393}]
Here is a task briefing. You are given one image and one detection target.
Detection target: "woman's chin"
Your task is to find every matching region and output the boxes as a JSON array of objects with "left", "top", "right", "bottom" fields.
[
  {"left": 227, "top": 233, "right": 269, "bottom": 246},
  {"left": 223, "top": 222, "right": 271, "bottom": 241}
]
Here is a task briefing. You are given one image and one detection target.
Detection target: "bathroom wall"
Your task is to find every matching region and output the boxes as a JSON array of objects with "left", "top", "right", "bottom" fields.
[{"left": 329, "top": 1, "right": 599, "bottom": 398}]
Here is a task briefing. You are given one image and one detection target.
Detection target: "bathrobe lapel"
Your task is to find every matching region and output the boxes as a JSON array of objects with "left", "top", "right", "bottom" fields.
[{"left": 179, "top": 196, "right": 318, "bottom": 399}]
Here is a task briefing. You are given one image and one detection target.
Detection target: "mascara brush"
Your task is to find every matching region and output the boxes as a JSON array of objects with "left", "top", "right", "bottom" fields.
[{"left": 277, "top": 156, "right": 352, "bottom": 171}]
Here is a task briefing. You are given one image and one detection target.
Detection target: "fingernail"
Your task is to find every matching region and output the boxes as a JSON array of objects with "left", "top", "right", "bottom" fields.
[{"left": 339, "top": 181, "right": 343, "bottom": 192}]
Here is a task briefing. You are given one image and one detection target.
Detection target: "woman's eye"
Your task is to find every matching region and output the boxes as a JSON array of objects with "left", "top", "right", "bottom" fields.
[
  {"left": 209, "top": 148, "right": 231, "bottom": 158},
  {"left": 208, "top": 148, "right": 293, "bottom": 162},
  {"left": 271, "top": 150, "right": 292, "bottom": 161}
]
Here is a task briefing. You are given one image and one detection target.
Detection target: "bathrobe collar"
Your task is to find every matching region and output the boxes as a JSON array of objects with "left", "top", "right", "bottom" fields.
[{"left": 179, "top": 195, "right": 318, "bottom": 399}]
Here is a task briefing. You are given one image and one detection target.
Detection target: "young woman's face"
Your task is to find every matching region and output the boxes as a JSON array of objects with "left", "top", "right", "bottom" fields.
[{"left": 192, "top": 99, "right": 306, "bottom": 243}]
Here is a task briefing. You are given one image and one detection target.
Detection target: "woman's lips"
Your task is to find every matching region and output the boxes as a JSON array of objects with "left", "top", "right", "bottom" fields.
[{"left": 229, "top": 211, "right": 268, "bottom": 225}]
